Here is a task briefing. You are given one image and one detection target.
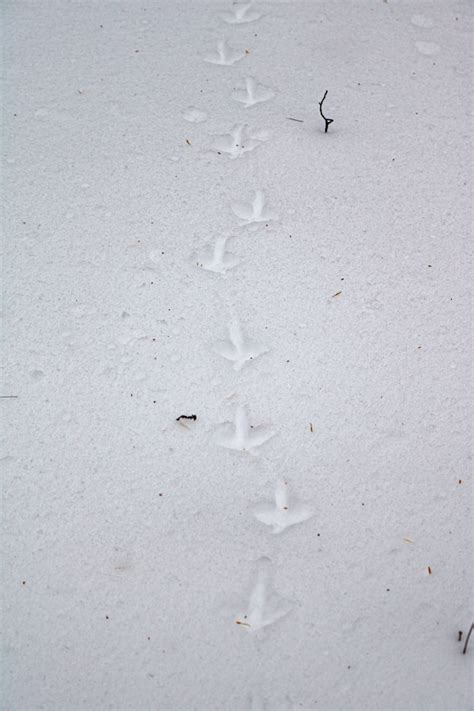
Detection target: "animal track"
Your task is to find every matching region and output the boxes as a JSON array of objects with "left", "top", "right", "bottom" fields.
[
  {"left": 411, "top": 14, "right": 434, "bottom": 28},
  {"left": 235, "top": 557, "right": 295, "bottom": 632},
  {"left": 193, "top": 236, "right": 240, "bottom": 274},
  {"left": 231, "top": 189, "right": 278, "bottom": 227},
  {"left": 182, "top": 107, "right": 208, "bottom": 123},
  {"left": 221, "top": 2, "right": 262, "bottom": 24},
  {"left": 214, "top": 320, "right": 268, "bottom": 371},
  {"left": 232, "top": 78, "right": 275, "bottom": 108},
  {"left": 253, "top": 480, "right": 314, "bottom": 534},
  {"left": 211, "top": 124, "right": 269, "bottom": 160},
  {"left": 203, "top": 39, "right": 245, "bottom": 66},
  {"left": 415, "top": 40, "right": 440, "bottom": 55},
  {"left": 215, "top": 404, "right": 275, "bottom": 455}
]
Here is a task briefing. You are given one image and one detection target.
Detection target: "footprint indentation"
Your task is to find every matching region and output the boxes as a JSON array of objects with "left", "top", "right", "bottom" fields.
[
  {"left": 253, "top": 480, "right": 314, "bottom": 534},
  {"left": 232, "top": 78, "right": 275, "bottom": 108},
  {"left": 183, "top": 107, "right": 208, "bottom": 123},
  {"left": 215, "top": 404, "right": 275, "bottom": 455},
  {"left": 231, "top": 189, "right": 277, "bottom": 227},
  {"left": 411, "top": 14, "right": 434, "bottom": 28},
  {"left": 221, "top": 2, "right": 261, "bottom": 24},
  {"left": 214, "top": 320, "right": 268, "bottom": 371},
  {"left": 193, "top": 236, "right": 240, "bottom": 274},
  {"left": 203, "top": 39, "right": 245, "bottom": 66},
  {"left": 211, "top": 124, "right": 269, "bottom": 160},
  {"left": 235, "top": 557, "right": 295, "bottom": 632},
  {"left": 415, "top": 40, "right": 440, "bottom": 55}
]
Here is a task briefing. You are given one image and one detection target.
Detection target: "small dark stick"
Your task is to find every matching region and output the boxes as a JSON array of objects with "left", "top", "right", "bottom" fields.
[
  {"left": 319, "top": 90, "right": 333, "bottom": 133},
  {"left": 462, "top": 623, "right": 474, "bottom": 654},
  {"left": 458, "top": 630, "right": 463, "bottom": 642},
  {"left": 176, "top": 414, "right": 197, "bottom": 422}
]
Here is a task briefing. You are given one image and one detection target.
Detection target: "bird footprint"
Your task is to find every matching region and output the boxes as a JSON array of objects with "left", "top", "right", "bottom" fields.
[
  {"left": 215, "top": 405, "right": 275, "bottom": 455},
  {"left": 211, "top": 124, "right": 270, "bottom": 160},
  {"left": 253, "top": 480, "right": 314, "bottom": 534},
  {"left": 235, "top": 557, "right": 295, "bottom": 632},
  {"left": 232, "top": 78, "right": 275, "bottom": 108},
  {"left": 193, "top": 236, "right": 240, "bottom": 274},
  {"left": 214, "top": 320, "right": 268, "bottom": 371},
  {"left": 231, "top": 189, "right": 278, "bottom": 227},
  {"left": 221, "top": 2, "right": 262, "bottom": 24},
  {"left": 203, "top": 39, "right": 245, "bottom": 66}
]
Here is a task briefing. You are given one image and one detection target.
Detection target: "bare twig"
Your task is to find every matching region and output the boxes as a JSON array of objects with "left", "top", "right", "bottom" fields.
[
  {"left": 0, "top": 395, "right": 18, "bottom": 399},
  {"left": 319, "top": 90, "right": 333, "bottom": 133},
  {"left": 462, "top": 623, "right": 474, "bottom": 654},
  {"left": 286, "top": 117, "right": 304, "bottom": 123}
]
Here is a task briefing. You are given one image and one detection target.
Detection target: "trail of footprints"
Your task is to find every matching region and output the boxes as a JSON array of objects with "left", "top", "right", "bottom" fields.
[{"left": 184, "top": 1, "right": 313, "bottom": 704}]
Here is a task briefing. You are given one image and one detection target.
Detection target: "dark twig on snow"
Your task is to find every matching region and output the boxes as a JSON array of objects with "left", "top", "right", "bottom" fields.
[
  {"left": 286, "top": 117, "right": 304, "bottom": 123},
  {"left": 319, "top": 90, "right": 333, "bottom": 133},
  {"left": 176, "top": 414, "right": 197, "bottom": 422},
  {"left": 462, "top": 623, "right": 474, "bottom": 654}
]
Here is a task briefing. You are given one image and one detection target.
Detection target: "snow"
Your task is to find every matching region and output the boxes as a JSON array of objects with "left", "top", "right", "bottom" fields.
[{"left": 2, "top": 0, "right": 472, "bottom": 709}]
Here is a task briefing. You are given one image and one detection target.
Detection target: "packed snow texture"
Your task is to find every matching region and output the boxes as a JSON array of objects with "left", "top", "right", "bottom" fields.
[{"left": 2, "top": 0, "right": 472, "bottom": 709}]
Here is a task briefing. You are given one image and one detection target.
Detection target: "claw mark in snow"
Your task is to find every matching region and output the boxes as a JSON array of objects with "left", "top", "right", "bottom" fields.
[
  {"left": 231, "top": 190, "right": 277, "bottom": 227},
  {"left": 232, "top": 78, "right": 275, "bottom": 107},
  {"left": 253, "top": 480, "right": 314, "bottom": 533},
  {"left": 193, "top": 236, "right": 240, "bottom": 274},
  {"left": 214, "top": 320, "right": 268, "bottom": 371},
  {"left": 203, "top": 39, "right": 245, "bottom": 66},
  {"left": 221, "top": 2, "right": 261, "bottom": 24},
  {"left": 235, "top": 557, "right": 295, "bottom": 632},
  {"left": 215, "top": 405, "right": 275, "bottom": 455},
  {"left": 211, "top": 124, "right": 269, "bottom": 160}
]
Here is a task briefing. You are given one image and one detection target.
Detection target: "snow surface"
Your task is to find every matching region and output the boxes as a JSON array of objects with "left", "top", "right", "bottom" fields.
[{"left": 2, "top": 0, "right": 473, "bottom": 709}]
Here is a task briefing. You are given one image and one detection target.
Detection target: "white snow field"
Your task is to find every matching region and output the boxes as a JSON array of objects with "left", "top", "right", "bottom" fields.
[{"left": 1, "top": 0, "right": 472, "bottom": 709}]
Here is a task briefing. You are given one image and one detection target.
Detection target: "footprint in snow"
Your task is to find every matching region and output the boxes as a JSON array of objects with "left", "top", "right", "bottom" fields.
[
  {"left": 214, "top": 404, "right": 275, "bottom": 455},
  {"left": 211, "top": 124, "right": 270, "bottom": 160},
  {"left": 231, "top": 189, "right": 278, "bottom": 227},
  {"left": 232, "top": 77, "right": 275, "bottom": 108},
  {"left": 182, "top": 107, "right": 208, "bottom": 123},
  {"left": 221, "top": 2, "right": 262, "bottom": 24},
  {"left": 415, "top": 40, "right": 440, "bottom": 55},
  {"left": 203, "top": 39, "right": 245, "bottom": 65},
  {"left": 411, "top": 14, "right": 434, "bottom": 28},
  {"left": 234, "top": 557, "right": 295, "bottom": 632},
  {"left": 214, "top": 320, "right": 268, "bottom": 371},
  {"left": 193, "top": 236, "right": 240, "bottom": 274},
  {"left": 252, "top": 479, "right": 314, "bottom": 534}
]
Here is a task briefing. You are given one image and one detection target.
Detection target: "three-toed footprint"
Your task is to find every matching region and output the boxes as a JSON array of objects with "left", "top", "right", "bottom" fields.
[
  {"left": 232, "top": 77, "right": 275, "bottom": 107},
  {"left": 213, "top": 319, "right": 268, "bottom": 371},
  {"left": 211, "top": 124, "right": 270, "bottom": 159},
  {"left": 214, "top": 404, "right": 275, "bottom": 455},
  {"left": 220, "top": 2, "right": 262, "bottom": 25},
  {"left": 234, "top": 557, "right": 296, "bottom": 632},
  {"left": 231, "top": 189, "right": 278, "bottom": 227},
  {"left": 193, "top": 236, "right": 240, "bottom": 274},
  {"left": 203, "top": 39, "right": 246, "bottom": 66}
]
